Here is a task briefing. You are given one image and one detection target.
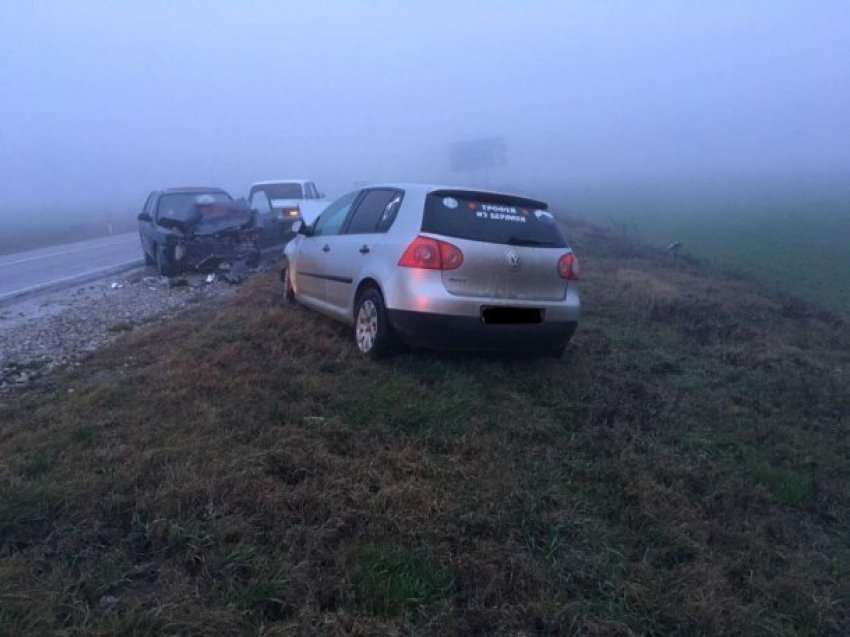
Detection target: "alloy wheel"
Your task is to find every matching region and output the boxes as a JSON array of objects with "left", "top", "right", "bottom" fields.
[{"left": 356, "top": 299, "right": 379, "bottom": 353}]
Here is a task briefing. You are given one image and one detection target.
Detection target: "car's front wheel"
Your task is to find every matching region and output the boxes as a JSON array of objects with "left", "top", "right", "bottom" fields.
[
  {"left": 155, "top": 244, "right": 177, "bottom": 277},
  {"left": 354, "top": 288, "right": 394, "bottom": 358},
  {"left": 281, "top": 265, "right": 295, "bottom": 303}
]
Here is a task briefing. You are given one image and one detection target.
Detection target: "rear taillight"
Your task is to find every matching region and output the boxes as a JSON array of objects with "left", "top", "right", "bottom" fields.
[
  {"left": 558, "top": 253, "right": 579, "bottom": 280},
  {"left": 398, "top": 236, "right": 464, "bottom": 270}
]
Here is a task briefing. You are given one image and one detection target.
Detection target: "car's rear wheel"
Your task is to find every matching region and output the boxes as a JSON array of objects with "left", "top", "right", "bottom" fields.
[{"left": 354, "top": 288, "right": 394, "bottom": 358}]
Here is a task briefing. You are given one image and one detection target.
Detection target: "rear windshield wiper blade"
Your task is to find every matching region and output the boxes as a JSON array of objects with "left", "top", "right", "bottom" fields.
[{"left": 505, "top": 236, "right": 556, "bottom": 247}]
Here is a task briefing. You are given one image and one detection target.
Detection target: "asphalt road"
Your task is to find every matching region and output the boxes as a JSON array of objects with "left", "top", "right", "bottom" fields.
[{"left": 0, "top": 233, "right": 143, "bottom": 304}]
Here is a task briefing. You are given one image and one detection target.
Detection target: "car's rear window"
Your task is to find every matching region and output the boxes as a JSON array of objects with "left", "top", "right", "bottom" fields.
[
  {"left": 421, "top": 190, "right": 567, "bottom": 247},
  {"left": 264, "top": 183, "right": 303, "bottom": 199}
]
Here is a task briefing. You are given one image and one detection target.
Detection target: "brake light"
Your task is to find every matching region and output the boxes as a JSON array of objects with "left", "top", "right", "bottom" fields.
[
  {"left": 398, "top": 236, "right": 464, "bottom": 270},
  {"left": 558, "top": 253, "right": 579, "bottom": 280}
]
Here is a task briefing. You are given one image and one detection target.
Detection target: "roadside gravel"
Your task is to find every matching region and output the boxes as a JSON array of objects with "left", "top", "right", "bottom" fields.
[{"left": 0, "top": 266, "right": 256, "bottom": 392}]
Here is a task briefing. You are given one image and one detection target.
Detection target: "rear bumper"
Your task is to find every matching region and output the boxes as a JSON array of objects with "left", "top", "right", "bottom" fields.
[{"left": 387, "top": 309, "right": 577, "bottom": 352}]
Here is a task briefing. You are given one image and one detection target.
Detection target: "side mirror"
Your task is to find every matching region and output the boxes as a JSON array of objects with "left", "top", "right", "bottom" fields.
[
  {"left": 291, "top": 220, "right": 304, "bottom": 235},
  {"left": 137, "top": 212, "right": 152, "bottom": 222}
]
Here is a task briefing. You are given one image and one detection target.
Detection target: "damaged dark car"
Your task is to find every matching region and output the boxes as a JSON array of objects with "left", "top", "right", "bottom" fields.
[{"left": 138, "top": 187, "right": 260, "bottom": 276}]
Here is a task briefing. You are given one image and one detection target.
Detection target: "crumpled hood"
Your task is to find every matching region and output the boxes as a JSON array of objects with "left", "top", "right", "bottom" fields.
[{"left": 190, "top": 215, "right": 253, "bottom": 237}]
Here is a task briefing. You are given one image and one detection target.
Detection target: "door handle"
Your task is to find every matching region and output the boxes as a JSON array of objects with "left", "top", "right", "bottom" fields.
[
  {"left": 322, "top": 244, "right": 330, "bottom": 252},
  {"left": 359, "top": 245, "right": 370, "bottom": 254}
]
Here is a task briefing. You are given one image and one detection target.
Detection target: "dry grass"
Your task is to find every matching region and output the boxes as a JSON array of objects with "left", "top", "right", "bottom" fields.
[{"left": 0, "top": 222, "right": 847, "bottom": 635}]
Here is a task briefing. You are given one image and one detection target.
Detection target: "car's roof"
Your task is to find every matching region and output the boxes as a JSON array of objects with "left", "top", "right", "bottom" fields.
[
  {"left": 250, "top": 179, "right": 312, "bottom": 187},
  {"left": 161, "top": 186, "right": 230, "bottom": 195}
]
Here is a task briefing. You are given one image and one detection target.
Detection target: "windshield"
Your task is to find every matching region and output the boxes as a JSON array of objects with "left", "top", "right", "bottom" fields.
[
  {"left": 157, "top": 192, "right": 232, "bottom": 222},
  {"left": 264, "top": 183, "right": 303, "bottom": 199},
  {"left": 193, "top": 199, "right": 252, "bottom": 234},
  {"left": 157, "top": 193, "right": 252, "bottom": 233},
  {"left": 422, "top": 191, "right": 567, "bottom": 247}
]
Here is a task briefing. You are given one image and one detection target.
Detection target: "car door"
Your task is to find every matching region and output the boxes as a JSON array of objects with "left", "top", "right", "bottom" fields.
[
  {"left": 293, "top": 190, "right": 360, "bottom": 307},
  {"left": 139, "top": 192, "right": 158, "bottom": 257},
  {"left": 324, "top": 189, "right": 403, "bottom": 314},
  {"left": 249, "top": 189, "right": 281, "bottom": 249}
]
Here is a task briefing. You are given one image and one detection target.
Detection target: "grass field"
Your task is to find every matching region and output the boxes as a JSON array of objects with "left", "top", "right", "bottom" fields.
[
  {"left": 558, "top": 177, "right": 850, "bottom": 314},
  {"left": 0, "top": 222, "right": 848, "bottom": 635}
]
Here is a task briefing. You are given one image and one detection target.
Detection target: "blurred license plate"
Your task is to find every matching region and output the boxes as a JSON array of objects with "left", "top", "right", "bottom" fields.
[{"left": 481, "top": 307, "right": 543, "bottom": 324}]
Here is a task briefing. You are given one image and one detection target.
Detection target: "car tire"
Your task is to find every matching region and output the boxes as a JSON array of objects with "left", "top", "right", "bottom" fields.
[
  {"left": 155, "top": 244, "right": 176, "bottom": 277},
  {"left": 282, "top": 265, "right": 295, "bottom": 304},
  {"left": 354, "top": 288, "right": 394, "bottom": 359}
]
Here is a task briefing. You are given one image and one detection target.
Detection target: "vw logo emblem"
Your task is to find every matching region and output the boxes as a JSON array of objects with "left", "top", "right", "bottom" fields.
[{"left": 506, "top": 251, "right": 522, "bottom": 271}]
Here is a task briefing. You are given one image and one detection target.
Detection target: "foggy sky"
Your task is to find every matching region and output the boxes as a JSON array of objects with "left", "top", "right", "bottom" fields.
[{"left": 1, "top": 0, "right": 849, "bottom": 215}]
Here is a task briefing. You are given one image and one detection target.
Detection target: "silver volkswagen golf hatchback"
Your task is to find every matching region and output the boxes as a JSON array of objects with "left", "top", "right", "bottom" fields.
[{"left": 281, "top": 184, "right": 580, "bottom": 357}]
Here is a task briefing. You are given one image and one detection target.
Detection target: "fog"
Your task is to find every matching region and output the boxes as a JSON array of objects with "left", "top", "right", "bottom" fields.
[{"left": 2, "top": 0, "right": 849, "bottom": 220}]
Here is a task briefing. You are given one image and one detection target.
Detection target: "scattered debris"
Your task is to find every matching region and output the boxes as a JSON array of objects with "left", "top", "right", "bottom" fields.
[
  {"left": 205, "top": 273, "right": 216, "bottom": 284},
  {"left": 221, "top": 260, "right": 250, "bottom": 285},
  {"left": 166, "top": 277, "right": 189, "bottom": 289},
  {"left": 110, "top": 282, "right": 124, "bottom": 290},
  {"left": 0, "top": 360, "right": 47, "bottom": 389},
  {"left": 98, "top": 595, "right": 120, "bottom": 611}
]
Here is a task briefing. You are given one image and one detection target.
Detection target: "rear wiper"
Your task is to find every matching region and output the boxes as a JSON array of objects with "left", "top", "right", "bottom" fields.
[{"left": 505, "top": 236, "right": 556, "bottom": 247}]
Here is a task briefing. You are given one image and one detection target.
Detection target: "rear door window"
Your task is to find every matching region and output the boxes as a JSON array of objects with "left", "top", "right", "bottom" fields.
[
  {"left": 344, "top": 189, "right": 402, "bottom": 234},
  {"left": 422, "top": 191, "right": 566, "bottom": 247},
  {"left": 376, "top": 192, "right": 403, "bottom": 233}
]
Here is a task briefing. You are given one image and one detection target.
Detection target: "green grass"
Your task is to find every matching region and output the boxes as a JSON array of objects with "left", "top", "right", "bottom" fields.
[
  {"left": 750, "top": 463, "right": 815, "bottom": 509},
  {"left": 560, "top": 178, "right": 850, "bottom": 313},
  {"left": 353, "top": 544, "right": 452, "bottom": 616},
  {"left": 0, "top": 221, "right": 847, "bottom": 634}
]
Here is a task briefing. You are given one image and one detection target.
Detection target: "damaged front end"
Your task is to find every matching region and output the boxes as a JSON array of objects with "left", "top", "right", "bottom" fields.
[
  {"left": 160, "top": 200, "right": 260, "bottom": 273},
  {"left": 170, "top": 228, "right": 260, "bottom": 272}
]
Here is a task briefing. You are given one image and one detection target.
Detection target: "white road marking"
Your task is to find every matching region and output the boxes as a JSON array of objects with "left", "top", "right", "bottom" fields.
[
  {"left": 0, "top": 259, "right": 143, "bottom": 302},
  {"left": 0, "top": 238, "right": 138, "bottom": 268}
]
